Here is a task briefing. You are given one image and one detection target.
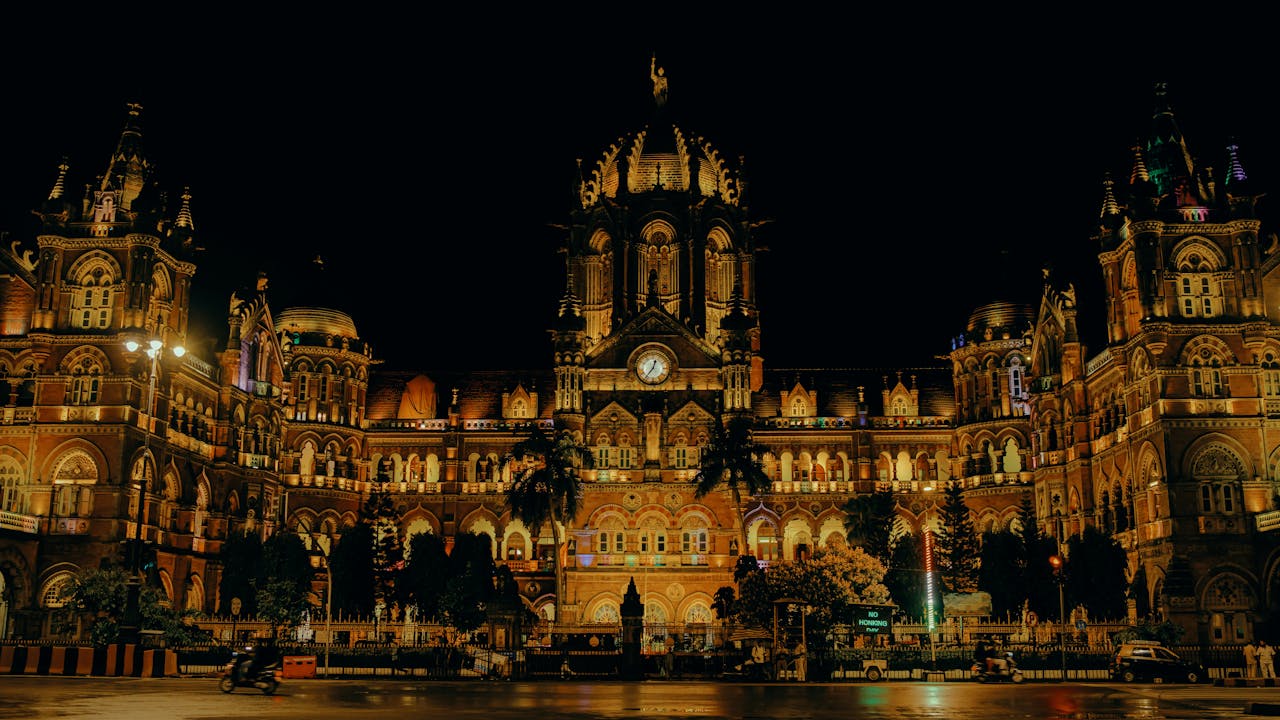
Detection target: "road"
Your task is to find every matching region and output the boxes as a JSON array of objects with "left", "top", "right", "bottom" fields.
[{"left": 0, "top": 676, "right": 1275, "bottom": 720}]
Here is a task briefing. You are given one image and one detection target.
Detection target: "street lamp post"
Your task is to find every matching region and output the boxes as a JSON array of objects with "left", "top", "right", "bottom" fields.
[
  {"left": 313, "top": 536, "right": 333, "bottom": 678},
  {"left": 1049, "top": 554, "right": 1067, "bottom": 681},
  {"left": 120, "top": 337, "right": 184, "bottom": 646}
]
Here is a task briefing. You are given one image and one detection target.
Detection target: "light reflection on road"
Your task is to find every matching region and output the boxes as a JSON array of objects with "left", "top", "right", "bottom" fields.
[{"left": 0, "top": 676, "right": 1269, "bottom": 720}]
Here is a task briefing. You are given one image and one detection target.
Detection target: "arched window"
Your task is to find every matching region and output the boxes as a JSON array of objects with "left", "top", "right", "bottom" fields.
[
  {"left": 506, "top": 534, "right": 526, "bottom": 560},
  {"left": 639, "top": 517, "right": 666, "bottom": 555},
  {"left": 41, "top": 572, "right": 76, "bottom": 608},
  {"left": 0, "top": 457, "right": 22, "bottom": 512},
  {"left": 685, "top": 603, "right": 712, "bottom": 625},
  {"left": 1263, "top": 351, "right": 1280, "bottom": 398},
  {"left": 592, "top": 603, "right": 620, "bottom": 624},
  {"left": 756, "top": 523, "right": 778, "bottom": 561},
  {"left": 596, "top": 517, "right": 625, "bottom": 558}
]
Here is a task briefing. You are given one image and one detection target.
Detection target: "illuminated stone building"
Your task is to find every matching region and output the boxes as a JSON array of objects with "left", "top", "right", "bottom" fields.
[
  {"left": 0, "top": 77, "right": 1272, "bottom": 647},
  {"left": 1025, "top": 83, "right": 1280, "bottom": 643}
]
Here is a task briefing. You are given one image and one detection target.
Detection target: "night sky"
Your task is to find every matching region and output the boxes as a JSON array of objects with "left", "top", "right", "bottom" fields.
[{"left": 2, "top": 23, "right": 1276, "bottom": 373}]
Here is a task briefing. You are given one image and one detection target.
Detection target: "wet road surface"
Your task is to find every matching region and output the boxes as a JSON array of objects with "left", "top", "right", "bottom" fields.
[{"left": 0, "top": 676, "right": 1274, "bottom": 719}]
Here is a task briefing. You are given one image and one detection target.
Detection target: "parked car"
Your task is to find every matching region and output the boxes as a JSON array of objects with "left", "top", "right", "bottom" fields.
[{"left": 1111, "top": 640, "right": 1206, "bottom": 683}]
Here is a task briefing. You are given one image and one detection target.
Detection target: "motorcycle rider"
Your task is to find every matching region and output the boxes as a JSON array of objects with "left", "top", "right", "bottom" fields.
[
  {"left": 974, "top": 640, "right": 993, "bottom": 674},
  {"left": 231, "top": 644, "right": 256, "bottom": 682},
  {"left": 236, "top": 637, "right": 281, "bottom": 683}
]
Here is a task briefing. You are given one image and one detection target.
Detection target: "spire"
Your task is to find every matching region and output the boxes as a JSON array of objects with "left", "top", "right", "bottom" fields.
[
  {"left": 100, "top": 102, "right": 150, "bottom": 210},
  {"left": 559, "top": 274, "right": 582, "bottom": 318},
  {"left": 175, "top": 186, "right": 195, "bottom": 230},
  {"left": 48, "top": 157, "right": 69, "bottom": 200},
  {"left": 1129, "top": 143, "right": 1150, "bottom": 185},
  {"left": 166, "top": 186, "right": 200, "bottom": 255},
  {"left": 1225, "top": 141, "right": 1248, "bottom": 184},
  {"left": 555, "top": 272, "right": 586, "bottom": 332},
  {"left": 1145, "top": 82, "right": 1199, "bottom": 202},
  {"left": 1098, "top": 172, "right": 1121, "bottom": 228},
  {"left": 1222, "top": 139, "right": 1261, "bottom": 217}
]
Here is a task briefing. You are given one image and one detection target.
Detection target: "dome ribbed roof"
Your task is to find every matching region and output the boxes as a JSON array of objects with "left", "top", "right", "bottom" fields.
[
  {"left": 578, "top": 124, "right": 740, "bottom": 208},
  {"left": 965, "top": 302, "right": 1035, "bottom": 335},
  {"left": 275, "top": 307, "right": 359, "bottom": 339}
]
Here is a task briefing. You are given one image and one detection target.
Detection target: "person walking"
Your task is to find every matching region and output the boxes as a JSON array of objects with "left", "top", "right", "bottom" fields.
[
  {"left": 793, "top": 641, "right": 807, "bottom": 682},
  {"left": 1244, "top": 640, "right": 1259, "bottom": 678},
  {"left": 1259, "top": 640, "right": 1276, "bottom": 679}
]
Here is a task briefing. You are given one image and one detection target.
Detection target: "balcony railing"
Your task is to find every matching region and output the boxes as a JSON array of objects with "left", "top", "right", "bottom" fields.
[
  {"left": 1257, "top": 510, "right": 1280, "bottom": 533},
  {"left": 0, "top": 509, "right": 39, "bottom": 534}
]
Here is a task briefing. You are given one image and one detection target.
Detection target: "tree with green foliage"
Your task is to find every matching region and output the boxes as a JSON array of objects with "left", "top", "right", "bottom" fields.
[
  {"left": 504, "top": 424, "right": 592, "bottom": 623},
  {"left": 1112, "top": 617, "right": 1185, "bottom": 646},
  {"left": 362, "top": 485, "right": 404, "bottom": 607},
  {"left": 725, "top": 545, "right": 889, "bottom": 648},
  {"left": 711, "top": 586, "right": 736, "bottom": 624},
  {"left": 1064, "top": 525, "right": 1129, "bottom": 620},
  {"left": 401, "top": 531, "right": 451, "bottom": 621},
  {"left": 884, "top": 533, "right": 927, "bottom": 621},
  {"left": 692, "top": 414, "right": 772, "bottom": 558},
  {"left": 255, "top": 531, "right": 314, "bottom": 638},
  {"left": 59, "top": 567, "right": 206, "bottom": 646},
  {"left": 937, "top": 483, "right": 980, "bottom": 593},
  {"left": 841, "top": 489, "right": 897, "bottom": 563}
]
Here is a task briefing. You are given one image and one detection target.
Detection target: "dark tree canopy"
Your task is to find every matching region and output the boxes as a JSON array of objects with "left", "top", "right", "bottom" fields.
[
  {"left": 401, "top": 531, "right": 450, "bottom": 621},
  {"left": 937, "top": 483, "right": 980, "bottom": 593},
  {"left": 1064, "top": 525, "right": 1129, "bottom": 620},
  {"left": 841, "top": 489, "right": 896, "bottom": 563},
  {"left": 977, "top": 529, "right": 1025, "bottom": 620},
  {"left": 884, "top": 533, "right": 927, "bottom": 621},
  {"left": 330, "top": 522, "right": 376, "bottom": 617},
  {"left": 217, "top": 530, "right": 263, "bottom": 616}
]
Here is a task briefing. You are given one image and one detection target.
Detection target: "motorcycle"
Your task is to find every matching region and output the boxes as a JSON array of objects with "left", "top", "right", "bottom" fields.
[
  {"left": 970, "top": 651, "right": 1024, "bottom": 683},
  {"left": 218, "top": 651, "right": 283, "bottom": 695}
]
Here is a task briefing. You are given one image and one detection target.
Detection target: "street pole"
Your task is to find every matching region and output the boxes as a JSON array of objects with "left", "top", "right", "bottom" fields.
[
  {"left": 1058, "top": 580, "right": 1067, "bottom": 681},
  {"left": 120, "top": 338, "right": 184, "bottom": 646},
  {"left": 324, "top": 544, "right": 332, "bottom": 678},
  {"left": 1050, "top": 554, "right": 1067, "bottom": 682}
]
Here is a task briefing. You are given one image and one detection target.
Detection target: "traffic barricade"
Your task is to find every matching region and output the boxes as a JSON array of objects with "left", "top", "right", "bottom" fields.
[{"left": 282, "top": 655, "right": 317, "bottom": 679}]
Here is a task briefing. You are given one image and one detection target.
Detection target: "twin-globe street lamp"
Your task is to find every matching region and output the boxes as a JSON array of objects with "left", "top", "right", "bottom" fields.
[{"left": 119, "top": 337, "right": 184, "bottom": 646}]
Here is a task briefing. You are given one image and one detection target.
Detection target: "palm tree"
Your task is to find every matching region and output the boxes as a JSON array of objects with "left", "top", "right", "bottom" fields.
[
  {"left": 503, "top": 424, "right": 592, "bottom": 624},
  {"left": 693, "top": 414, "right": 771, "bottom": 558}
]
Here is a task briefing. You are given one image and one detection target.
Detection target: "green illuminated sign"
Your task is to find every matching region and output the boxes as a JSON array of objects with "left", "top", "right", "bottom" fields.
[{"left": 851, "top": 604, "right": 893, "bottom": 636}]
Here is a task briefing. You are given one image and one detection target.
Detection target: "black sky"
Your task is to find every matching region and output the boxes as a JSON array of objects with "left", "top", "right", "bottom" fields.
[{"left": 2, "top": 22, "right": 1276, "bottom": 372}]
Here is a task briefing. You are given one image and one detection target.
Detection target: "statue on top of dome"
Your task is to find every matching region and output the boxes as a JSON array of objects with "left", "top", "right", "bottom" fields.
[{"left": 650, "top": 53, "right": 668, "bottom": 108}]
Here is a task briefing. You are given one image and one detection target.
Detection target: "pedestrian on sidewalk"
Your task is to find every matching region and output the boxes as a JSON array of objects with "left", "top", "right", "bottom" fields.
[
  {"left": 1243, "top": 640, "right": 1258, "bottom": 678},
  {"left": 1259, "top": 640, "right": 1276, "bottom": 679}
]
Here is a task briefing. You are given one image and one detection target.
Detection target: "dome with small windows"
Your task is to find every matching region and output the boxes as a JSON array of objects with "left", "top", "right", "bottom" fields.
[{"left": 577, "top": 124, "right": 741, "bottom": 208}]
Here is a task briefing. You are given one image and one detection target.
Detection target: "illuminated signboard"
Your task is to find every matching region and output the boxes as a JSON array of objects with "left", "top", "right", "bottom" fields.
[{"left": 851, "top": 604, "right": 894, "bottom": 636}]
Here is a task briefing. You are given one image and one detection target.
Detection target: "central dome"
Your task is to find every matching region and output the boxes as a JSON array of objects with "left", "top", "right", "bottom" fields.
[{"left": 578, "top": 123, "right": 740, "bottom": 208}]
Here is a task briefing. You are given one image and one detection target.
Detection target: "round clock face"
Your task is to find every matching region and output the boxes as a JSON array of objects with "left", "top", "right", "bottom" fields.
[{"left": 635, "top": 349, "right": 671, "bottom": 384}]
